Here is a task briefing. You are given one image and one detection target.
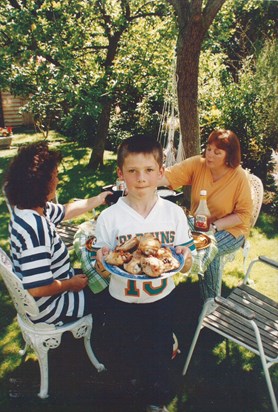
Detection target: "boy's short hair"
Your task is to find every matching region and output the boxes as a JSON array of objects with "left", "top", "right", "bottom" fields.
[{"left": 117, "top": 136, "right": 163, "bottom": 169}]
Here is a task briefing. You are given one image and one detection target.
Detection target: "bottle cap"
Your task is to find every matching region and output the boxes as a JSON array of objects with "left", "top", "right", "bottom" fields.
[{"left": 200, "top": 190, "right": 207, "bottom": 196}]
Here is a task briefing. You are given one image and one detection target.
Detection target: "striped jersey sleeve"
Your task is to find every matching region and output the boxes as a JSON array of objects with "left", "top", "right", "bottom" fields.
[
  {"left": 45, "top": 201, "right": 65, "bottom": 225},
  {"left": 9, "top": 204, "right": 85, "bottom": 324}
]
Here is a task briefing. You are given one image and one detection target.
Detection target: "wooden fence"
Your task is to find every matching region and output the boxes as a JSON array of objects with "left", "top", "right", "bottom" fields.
[{"left": 0, "top": 91, "right": 33, "bottom": 128}]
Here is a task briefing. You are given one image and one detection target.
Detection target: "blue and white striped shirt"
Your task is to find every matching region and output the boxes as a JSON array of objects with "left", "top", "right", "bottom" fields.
[{"left": 9, "top": 202, "right": 85, "bottom": 324}]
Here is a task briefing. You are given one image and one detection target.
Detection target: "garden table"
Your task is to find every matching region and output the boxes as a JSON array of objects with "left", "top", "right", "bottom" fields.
[{"left": 74, "top": 221, "right": 109, "bottom": 293}]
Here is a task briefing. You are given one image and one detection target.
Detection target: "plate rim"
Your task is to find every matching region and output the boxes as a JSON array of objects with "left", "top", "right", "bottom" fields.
[
  {"left": 191, "top": 231, "right": 211, "bottom": 250},
  {"left": 102, "top": 245, "right": 184, "bottom": 280},
  {"left": 157, "top": 189, "right": 176, "bottom": 198}
]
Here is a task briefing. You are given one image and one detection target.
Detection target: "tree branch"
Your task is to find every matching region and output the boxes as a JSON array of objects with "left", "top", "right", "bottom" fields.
[
  {"left": 8, "top": 0, "right": 21, "bottom": 9},
  {"left": 95, "top": 0, "right": 112, "bottom": 38},
  {"left": 202, "top": 0, "right": 226, "bottom": 32}
]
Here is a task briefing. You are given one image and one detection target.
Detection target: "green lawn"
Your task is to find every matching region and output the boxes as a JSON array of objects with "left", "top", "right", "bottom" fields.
[{"left": 0, "top": 131, "right": 277, "bottom": 412}]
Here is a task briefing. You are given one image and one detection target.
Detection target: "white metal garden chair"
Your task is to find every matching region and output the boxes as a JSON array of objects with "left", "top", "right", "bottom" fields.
[
  {"left": 183, "top": 255, "right": 278, "bottom": 412},
  {"left": 220, "top": 172, "right": 264, "bottom": 288},
  {"left": 0, "top": 248, "right": 105, "bottom": 399}
]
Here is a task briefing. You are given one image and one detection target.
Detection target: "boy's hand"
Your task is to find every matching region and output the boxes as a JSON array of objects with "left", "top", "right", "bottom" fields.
[
  {"left": 96, "top": 246, "right": 110, "bottom": 265},
  {"left": 175, "top": 246, "right": 192, "bottom": 273}
]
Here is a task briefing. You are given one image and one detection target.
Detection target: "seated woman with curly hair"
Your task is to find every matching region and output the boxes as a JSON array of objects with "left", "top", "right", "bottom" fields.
[{"left": 3, "top": 141, "right": 110, "bottom": 325}]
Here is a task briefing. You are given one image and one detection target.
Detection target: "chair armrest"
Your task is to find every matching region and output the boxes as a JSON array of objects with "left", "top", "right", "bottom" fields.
[
  {"left": 214, "top": 296, "right": 256, "bottom": 320},
  {"left": 259, "top": 255, "right": 278, "bottom": 269}
]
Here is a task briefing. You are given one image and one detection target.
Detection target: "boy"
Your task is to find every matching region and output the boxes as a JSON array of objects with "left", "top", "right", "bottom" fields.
[{"left": 94, "top": 136, "right": 195, "bottom": 412}]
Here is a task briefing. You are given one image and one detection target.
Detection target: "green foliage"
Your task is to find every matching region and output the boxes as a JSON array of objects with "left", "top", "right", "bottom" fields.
[
  {"left": 107, "top": 92, "right": 163, "bottom": 151},
  {"left": 205, "top": 0, "right": 277, "bottom": 72},
  {"left": 0, "top": 0, "right": 276, "bottom": 196},
  {"left": 217, "top": 38, "right": 277, "bottom": 183},
  {"left": 0, "top": 0, "right": 174, "bottom": 145},
  {"left": 198, "top": 49, "right": 228, "bottom": 143},
  {"left": 198, "top": 0, "right": 277, "bottom": 203},
  {"left": 105, "top": 12, "right": 177, "bottom": 149}
]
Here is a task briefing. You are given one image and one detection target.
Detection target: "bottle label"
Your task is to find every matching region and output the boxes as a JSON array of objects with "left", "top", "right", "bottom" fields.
[
  {"left": 194, "top": 214, "right": 209, "bottom": 231},
  {"left": 116, "top": 179, "right": 125, "bottom": 191}
]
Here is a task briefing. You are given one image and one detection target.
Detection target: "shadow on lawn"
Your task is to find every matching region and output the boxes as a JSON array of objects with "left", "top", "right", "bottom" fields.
[{"left": 0, "top": 279, "right": 274, "bottom": 412}]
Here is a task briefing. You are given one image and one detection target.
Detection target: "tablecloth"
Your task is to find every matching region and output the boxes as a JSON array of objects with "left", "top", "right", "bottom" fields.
[
  {"left": 185, "top": 216, "right": 218, "bottom": 275},
  {"left": 190, "top": 233, "right": 218, "bottom": 275},
  {"left": 74, "top": 221, "right": 109, "bottom": 294}
]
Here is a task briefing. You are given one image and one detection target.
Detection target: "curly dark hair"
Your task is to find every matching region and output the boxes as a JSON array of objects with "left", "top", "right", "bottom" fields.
[{"left": 4, "top": 141, "right": 62, "bottom": 209}]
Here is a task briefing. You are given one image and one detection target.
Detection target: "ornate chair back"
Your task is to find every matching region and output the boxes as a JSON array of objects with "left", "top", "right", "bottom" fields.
[
  {"left": 0, "top": 248, "right": 105, "bottom": 399},
  {"left": 0, "top": 248, "right": 39, "bottom": 324},
  {"left": 221, "top": 171, "right": 264, "bottom": 281}
]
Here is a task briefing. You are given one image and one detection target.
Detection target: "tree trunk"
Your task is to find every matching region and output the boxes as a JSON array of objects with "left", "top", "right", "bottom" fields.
[
  {"left": 171, "top": 0, "right": 227, "bottom": 158},
  {"left": 87, "top": 28, "right": 123, "bottom": 170},
  {"left": 176, "top": 34, "right": 202, "bottom": 157},
  {"left": 170, "top": 0, "right": 226, "bottom": 204},
  {"left": 88, "top": 96, "right": 112, "bottom": 170}
]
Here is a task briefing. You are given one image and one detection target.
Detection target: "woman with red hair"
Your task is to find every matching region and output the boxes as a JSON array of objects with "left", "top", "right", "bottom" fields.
[{"left": 159, "top": 129, "right": 253, "bottom": 300}]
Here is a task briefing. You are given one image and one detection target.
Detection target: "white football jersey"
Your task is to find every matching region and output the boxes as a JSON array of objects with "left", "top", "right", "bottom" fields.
[{"left": 94, "top": 197, "right": 195, "bottom": 303}]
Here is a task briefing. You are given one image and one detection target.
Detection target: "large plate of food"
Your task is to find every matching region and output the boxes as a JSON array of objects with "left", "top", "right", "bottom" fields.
[
  {"left": 102, "top": 234, "right": 184, "bottom": 280},
  {"left": 191, "top": 231, "right": 211, "bottom": 250}
]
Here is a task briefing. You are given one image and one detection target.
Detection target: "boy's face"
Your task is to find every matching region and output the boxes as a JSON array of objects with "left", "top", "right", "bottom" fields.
[{"left": 117, "top": 153, "right": 164, "bottom": 196}]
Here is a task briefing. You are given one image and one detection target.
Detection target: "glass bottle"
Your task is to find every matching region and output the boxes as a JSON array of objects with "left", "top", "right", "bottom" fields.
[
  {"left": 194, "top": 189, "right": 211, "bottom": 232},
  {"left": 116, "top": 178, "right": 125, "bottom": 191}
]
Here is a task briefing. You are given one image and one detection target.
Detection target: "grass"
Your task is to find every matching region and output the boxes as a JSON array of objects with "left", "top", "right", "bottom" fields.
[{"left": 0, "top": 131, "right": 277, "bottom": 412}]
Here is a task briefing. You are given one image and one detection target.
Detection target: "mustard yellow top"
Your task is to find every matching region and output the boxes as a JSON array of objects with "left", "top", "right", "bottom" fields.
[{"left": 165, "top": 156, "right": 253, "bottom": 238}]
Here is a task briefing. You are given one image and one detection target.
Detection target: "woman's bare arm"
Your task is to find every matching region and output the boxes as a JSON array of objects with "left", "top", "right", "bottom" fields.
[
  {"left": 28, "top": 274, "right": 88, "bottom": 297},
  {"left": 212, "top": 213, "right": 242, "bottom": 231},
  {"left": 63, "top": 191, "right": 111, "bottom": 220}
]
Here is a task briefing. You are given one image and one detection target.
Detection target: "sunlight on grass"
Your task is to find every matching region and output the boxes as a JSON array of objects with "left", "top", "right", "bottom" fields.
[
  {"left": 168, "top": 395, "right": 179, "bottom": 411},
  {"left": 213, "top": 340, "right": 256, "bottom": 372},
  {"left": 0, "top": 318, "right": 38, "bottom": 380},
  {"left": 222, "top": 227, "right": 278, "bottom": 301},
  {"left": 0, "top": 321, "right": 24, "bottom": 379},
  {"left": 174, "top": 271, "right": 199, "bottom": 286}
]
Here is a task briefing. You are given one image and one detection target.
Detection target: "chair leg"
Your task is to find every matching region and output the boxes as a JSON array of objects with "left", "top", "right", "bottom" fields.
[
  {"left": 18, "top": 341, "right": 28, "bottom": 356},
  {"left": 31, "top": 334, "right": 62, "bottom": 399},
  {"left": 242, "top": 240, "right": 251, "bottom": 276},
  {"left": 84, "top": 332, "right": 106, "bottom": 372},
  {"left": 243, "top": 258, "right": 260, "bottom": 284},
  {"left": 33, "top": 344, "right": 50, "bottom": 399},
  {"left": 71, "top": 315, "right": 106, "bottom": 372},
  {"left": 251, "top": 321, "right": 278, "bottom": 412},
  {"left": 262, "top": 362, "right": 278, "bottom": 412},
  {"left": 183, "top": 299, "right": 216, "bottom": 376}
]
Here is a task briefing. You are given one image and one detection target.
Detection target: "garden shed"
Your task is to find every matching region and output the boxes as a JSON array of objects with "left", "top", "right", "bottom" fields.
[{"left": 0, "top": 91, "right": 33, "bottom": 128}]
